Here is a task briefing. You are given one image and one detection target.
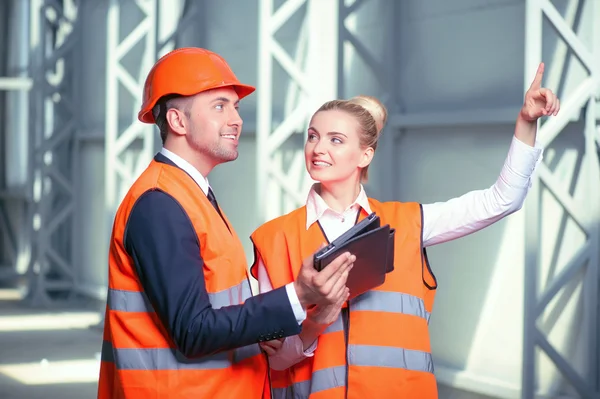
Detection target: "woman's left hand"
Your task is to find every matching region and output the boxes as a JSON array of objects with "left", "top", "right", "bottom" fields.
[{"left": 259, "top": 338, "right": 285, "bottom": 356}]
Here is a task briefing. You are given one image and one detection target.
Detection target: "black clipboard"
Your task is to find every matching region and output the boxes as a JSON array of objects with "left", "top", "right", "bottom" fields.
[{"left": 313, "top": 212, "right": 396, "bottom": 299}]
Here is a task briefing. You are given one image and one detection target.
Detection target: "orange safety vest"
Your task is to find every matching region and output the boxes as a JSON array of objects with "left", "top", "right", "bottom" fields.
[
  {"left": 250, "top": 199, "right": 438, "bottom": 399},
  {"left": 98, "top": 159, "right": 267, "bottom": 399}
]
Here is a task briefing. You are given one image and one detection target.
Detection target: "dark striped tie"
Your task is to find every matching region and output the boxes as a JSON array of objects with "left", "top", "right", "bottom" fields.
[{"left": 207, "top": 187, "right": 230, "bottom": 231}]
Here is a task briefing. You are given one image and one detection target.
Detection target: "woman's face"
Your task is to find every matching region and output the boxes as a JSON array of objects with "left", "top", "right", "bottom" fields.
[{"left": 304, "top": 110, "right": 372, "bottom": 184}]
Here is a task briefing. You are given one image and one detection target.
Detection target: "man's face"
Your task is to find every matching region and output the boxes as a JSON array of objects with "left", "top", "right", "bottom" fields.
[{"left": 186, "top": 87, "right": 243, "bottom": 166}]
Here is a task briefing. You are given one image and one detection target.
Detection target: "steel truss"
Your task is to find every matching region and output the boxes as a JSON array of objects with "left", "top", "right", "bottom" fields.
[
  {"left": 105, "top": 0, "right": 205, "bottom": 223},
  {"left": 256, "top": 0, "right": 401, "bottom": 223},
  {"left": 0, "top": 0, "right": 32, "bottom": 282},
  {"left": 25, "top": 0, "right": 82, "bottom": 306},
  {"left": 523, "top": 0, "right": 600, "bottom": 398}
]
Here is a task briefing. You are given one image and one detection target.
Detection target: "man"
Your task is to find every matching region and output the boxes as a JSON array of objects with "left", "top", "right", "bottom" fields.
[{"left": 97, "top": 47, "right": 354, "bottom": 398}]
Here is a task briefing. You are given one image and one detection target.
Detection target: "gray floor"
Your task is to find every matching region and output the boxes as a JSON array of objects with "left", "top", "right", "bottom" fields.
[
  {"left": 0, "top": 289, "right": 102, "bottom": 399},
  {"left": 0, "top": 288, "right": 498, "bottom": 399}
]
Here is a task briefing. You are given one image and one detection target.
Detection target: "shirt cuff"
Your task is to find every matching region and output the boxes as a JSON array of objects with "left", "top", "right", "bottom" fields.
[
  {"left": 303, "top": 338, "right": 318, "bottom": 355},
  {"left": 508, "top": 135, "right": 544, "bottom": 180},
  {"left": 285, "top": 282, "right": 307, "bottom": 325}
]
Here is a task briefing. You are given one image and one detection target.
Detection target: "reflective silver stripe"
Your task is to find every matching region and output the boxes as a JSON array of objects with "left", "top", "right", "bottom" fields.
[
  {"left": 349, "top": 344, "right": 434, "bottom": 373},
  {"left": 233, "top": 343, "right": 261, "bottom": 363},
  {"left": 107, "top": 343, "right": 261, "bottom": 370},
  {"left": 106, "top": 281, "right": 260, "bottom": 371},
  {"left": 272, "top": 365, "right": 346, "bottom": 398},
  {"left": 350, "top": 290, "right": 431, "bottom": 321},
  {"left": 114, "top": 347, "right": 231, "bottom": 370},
  {"left": 101, "top": 340, "right": 114, "bottom": 363},
  {"left": 108, "top": 280, "right": 252, "bottom": 313},
  {"left": 108, "top": 288, "right": 154, "bottom": 312},
  {"left": 273, "top": 380, "right": 310, "bottom": 399},
  {"left": 207, "top": 280, "right": 253, "bottom": 309},
  {"left": 277, "top": 347, "right": 433, "bottom": 396},
  {"left": 311, "top": 365, "right": 346, "bottom": 393},
  {"left": 323, "top": 314, "right": 343, "bottom": 334}
]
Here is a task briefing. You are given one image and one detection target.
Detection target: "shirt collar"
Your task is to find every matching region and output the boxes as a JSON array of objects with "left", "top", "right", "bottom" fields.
[
  {"left": 159, "top": 147, "right": 211, "bottom": 195},
  {"left": 305, "top": 183, "right": 372, "bottom": 229}
]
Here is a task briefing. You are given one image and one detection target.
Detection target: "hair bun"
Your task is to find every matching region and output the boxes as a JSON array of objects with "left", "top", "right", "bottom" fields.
[{"left": 348, "top": 95, "right": 388, "bottom": 135}]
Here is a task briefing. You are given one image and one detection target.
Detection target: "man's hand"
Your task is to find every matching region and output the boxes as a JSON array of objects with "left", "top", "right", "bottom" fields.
[
  {"left": 259, "top": 338, "right": 285, "bottom": 356},
  {"left": 306, "top": 293, "right": 347, "bottom": 326},
  {"left": 293, "top": 247, "right": 355, "bottom": 310}
]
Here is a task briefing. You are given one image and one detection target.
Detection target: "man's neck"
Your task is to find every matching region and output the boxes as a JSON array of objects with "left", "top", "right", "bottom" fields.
[{"left": 163, "top": 141, "right": 214, "bottom": 177}]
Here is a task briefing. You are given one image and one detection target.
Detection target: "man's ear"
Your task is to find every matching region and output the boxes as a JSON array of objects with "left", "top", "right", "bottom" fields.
[
  {"left": 358, "top": 147, "right": 374, "bottom": 168},
  {"left": 165, "top": 108, "right": 187, "bottom": 136}
]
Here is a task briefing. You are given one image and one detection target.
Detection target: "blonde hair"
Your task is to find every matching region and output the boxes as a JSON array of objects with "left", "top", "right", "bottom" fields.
[{"left": 314, "top": 95, "right": 387, "bottom": 182}]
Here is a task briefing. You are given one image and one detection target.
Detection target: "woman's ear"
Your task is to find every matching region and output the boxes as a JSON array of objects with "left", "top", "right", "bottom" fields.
[{"left": 359, "top": 147, "right": 374, "bottom": 168}]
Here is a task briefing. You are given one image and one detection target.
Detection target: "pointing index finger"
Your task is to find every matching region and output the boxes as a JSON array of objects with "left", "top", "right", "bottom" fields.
[{"left": 529, "top": 62, "right": 545, "bottom": 90}]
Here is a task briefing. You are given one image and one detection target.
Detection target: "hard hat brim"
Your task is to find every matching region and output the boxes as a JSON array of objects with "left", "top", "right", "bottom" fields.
[{"left": 138, "top": 82, "right": 256, "bottom": 124}]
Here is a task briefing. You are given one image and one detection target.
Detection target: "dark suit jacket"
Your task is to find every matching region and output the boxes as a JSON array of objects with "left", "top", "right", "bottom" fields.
[{"left": 124, "top": 152, "right": 300, "bottom": 358}]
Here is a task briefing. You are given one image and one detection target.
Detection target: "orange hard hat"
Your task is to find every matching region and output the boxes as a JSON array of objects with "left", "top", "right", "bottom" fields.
[{"left": 138, "top": 47, "right": 256, "bottom": 124}]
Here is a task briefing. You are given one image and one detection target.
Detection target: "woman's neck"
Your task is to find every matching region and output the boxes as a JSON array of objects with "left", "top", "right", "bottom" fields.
[{"left": 317, "top": 179, "right": 361, "bottom": 213}]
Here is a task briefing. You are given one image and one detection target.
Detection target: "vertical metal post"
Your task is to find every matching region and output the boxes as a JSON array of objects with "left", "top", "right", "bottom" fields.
[
  {"left": 26, "top": 0, "right": 81, "bottom": 306},
  {"left": 523, "top": 0, "right": 600, "bottom": 397}
]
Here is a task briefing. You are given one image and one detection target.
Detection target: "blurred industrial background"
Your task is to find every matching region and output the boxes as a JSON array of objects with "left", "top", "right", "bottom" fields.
[{"left": 0, "top": 0, "right": 598, "bottom": 398}]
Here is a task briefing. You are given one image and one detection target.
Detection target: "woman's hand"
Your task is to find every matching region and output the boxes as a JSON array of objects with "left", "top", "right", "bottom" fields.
[
  {"left": 515, "top": 62, "right": 560, "bottom": 146},
  {"left": 520, "top": 62, "right": 560, "bottom": 122},
  {"left": 259, "top": 338, "right": 285, "bottom": 356}
]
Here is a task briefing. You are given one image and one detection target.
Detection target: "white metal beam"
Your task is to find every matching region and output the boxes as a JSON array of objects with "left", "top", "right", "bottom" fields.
[
  {"left": 104, "top": 0, "right": 157, "bottom": 219},
  {"left": 523, "top": 0, "right": 600, "bottom": 398},
  {"left": 257, "top": 0, "right": 340, "bottom": 223},
  {"left": 104, "top": 0, "right": 205, "bottom": 222},
  {"left": 0, "top": 77, "right": 33, "bottom": 91},
  {"left": 0, "top": 0, "right": 32, "bottom": 282}
]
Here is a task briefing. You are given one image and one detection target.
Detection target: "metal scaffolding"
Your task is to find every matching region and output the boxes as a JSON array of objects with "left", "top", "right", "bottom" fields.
[
  {"left": 257, "top": 0, "right": 338, "bottom": 223},
  {"left": 25, "top": 0, "right": 82, "bottom": 306},
  {"left": 0, "top": 0, "right": 208, "bottom": 306},
  {"left": 104, "top": 0, "right": 205, "bottom": 227},
  {"left": 256, "top": 0, "right": 530, "bottom": 223},
  {"left": 523, "top": 0, "right": 600, "bottom": 398},
  {"left": 104, "top": 0, "right": 159, "bottom": 230},
  {"left": 256, "top": 0, "right": 402, "bottom": 222},
  {"left": 0, "top": 0, "right": 32, "bottom": 282}
]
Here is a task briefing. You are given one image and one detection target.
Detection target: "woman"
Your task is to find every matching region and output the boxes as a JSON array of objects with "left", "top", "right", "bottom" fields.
[{"left": 250, "top": 63, "right": 559, "bottom": 399}]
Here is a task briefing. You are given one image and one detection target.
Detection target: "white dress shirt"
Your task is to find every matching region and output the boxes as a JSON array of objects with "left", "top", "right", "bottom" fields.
[
  {"left": 159, "top": 147, "right": 307, "bottom": 325},
  {"left": 257, "top": 135, "right": 544, "bottom": 370}
]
